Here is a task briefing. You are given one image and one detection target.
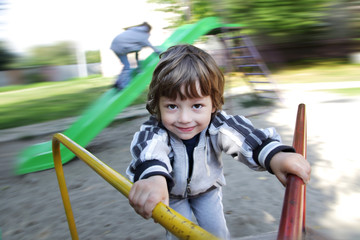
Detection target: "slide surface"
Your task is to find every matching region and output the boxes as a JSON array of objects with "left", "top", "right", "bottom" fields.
[{"left": 16, "top": 17, "right": 241, "bottom": 174}]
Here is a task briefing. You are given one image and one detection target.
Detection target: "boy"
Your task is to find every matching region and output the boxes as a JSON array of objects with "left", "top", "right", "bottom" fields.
[
  {"left": 110, "top": 22, "right": 161, "bottom": 89},
  {"left": 126, "top": 44, "right": 311, "bottom": 239}
]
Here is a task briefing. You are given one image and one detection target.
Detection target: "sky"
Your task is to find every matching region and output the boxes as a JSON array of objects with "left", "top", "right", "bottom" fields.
[{"left": 1, "top": 0, "right": 174, "bottom": 54}]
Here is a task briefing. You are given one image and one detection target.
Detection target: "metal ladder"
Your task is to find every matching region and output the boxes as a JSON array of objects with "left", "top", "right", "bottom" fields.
[{"left": 219, "top": 28, "right": 281, "bottom": 101}]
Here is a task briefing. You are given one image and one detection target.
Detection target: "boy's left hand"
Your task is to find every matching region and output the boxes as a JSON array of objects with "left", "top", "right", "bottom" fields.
[{"left": 270, "top": 151, "right": 311, "bottom": 186}]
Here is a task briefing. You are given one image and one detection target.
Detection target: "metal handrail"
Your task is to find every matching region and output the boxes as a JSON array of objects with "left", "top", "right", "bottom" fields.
[
  {"left": 52, "top": 133, "right": 219, "bottom": 240},
  {"left": 277, "top": 103, "right": 307, "bottom": 240}
]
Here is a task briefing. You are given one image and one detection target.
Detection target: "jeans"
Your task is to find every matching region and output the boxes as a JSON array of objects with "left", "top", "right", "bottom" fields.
[
  {"left": 114, "top": 52, "right": 140, "bottom": 89},
  {"left": 116, "top": 53, "right": 130, "bottom": 70},
  {"left": 166, "top": 188, "right": 231, "bottom": 240}
]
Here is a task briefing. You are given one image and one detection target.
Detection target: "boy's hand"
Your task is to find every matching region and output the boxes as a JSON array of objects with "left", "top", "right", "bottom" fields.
[
  {"left": 270, "top": 152, "right": 311, "bottom": 186},
  {"left": 128, "top": 175, "right": 168, "bottom": 219}
]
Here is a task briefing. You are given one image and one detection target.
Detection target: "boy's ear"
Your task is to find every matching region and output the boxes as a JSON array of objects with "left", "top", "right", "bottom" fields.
[{"left": 212, "top": 107, "right": 216, "bottom": 113}]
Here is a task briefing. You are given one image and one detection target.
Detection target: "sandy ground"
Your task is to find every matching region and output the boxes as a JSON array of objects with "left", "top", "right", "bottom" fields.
[{"left": 1, "top": 82, "right": 360, "bottom": 240}]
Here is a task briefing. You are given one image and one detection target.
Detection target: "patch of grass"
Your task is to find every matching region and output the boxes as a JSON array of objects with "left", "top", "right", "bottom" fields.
[
  {"left": 271, "top": 59, "right": 360, "bottom": 84},
  {"left": 325, "top": 87, "right": 360, "bottom": 96},
  {"left": 0, "top": 76, "right": 148, "bottom": 129},
  {"left": 0, "top": 74, "right": 103, "bottom": 93},
  {"left": 0, "top": 81, "right": 59, "bottom": 93}
]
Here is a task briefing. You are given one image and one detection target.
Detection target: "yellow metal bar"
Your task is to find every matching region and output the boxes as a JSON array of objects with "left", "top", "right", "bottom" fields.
[
  {"left": 52, "top": 133, "right": 219, "bottom": 240},
  {"left": 52, "top": 138, "right": 79, "bottom": 240}
]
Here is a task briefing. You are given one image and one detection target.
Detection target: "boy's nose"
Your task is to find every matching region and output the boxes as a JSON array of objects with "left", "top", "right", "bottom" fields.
[{"left": 178, "top": 109, "right": 191, "bottom": 123}]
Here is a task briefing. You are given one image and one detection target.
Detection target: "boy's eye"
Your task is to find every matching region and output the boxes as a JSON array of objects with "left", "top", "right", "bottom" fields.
[
  {"left": 167, "top": 104, "right": 177, "bottom": 110},
  {"left": 193, "top": 104, "right": 203, "bottom": 109}
]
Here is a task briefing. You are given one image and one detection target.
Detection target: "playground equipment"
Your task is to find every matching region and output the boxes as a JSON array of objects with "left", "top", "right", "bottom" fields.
[
  {"left": 16, "top": 16, "right": 282, "bottom": 175},
  {"left": 16, "top": 17, "right": 281, "bottom": 175},
  {"left": 53, "top": 133, "right": 219, "bottom": 240},
  {"left": 219, "top": 32, "right": 281, "bottom": 100},
  {"left": 16, "top": 17, "right": 244, "bottom": 175},
  {"left": 52, "top": 104, "right": 307, "bottom": 239},
  {"left": 278, "top": 103, "right": 307, "bottom": 239}
]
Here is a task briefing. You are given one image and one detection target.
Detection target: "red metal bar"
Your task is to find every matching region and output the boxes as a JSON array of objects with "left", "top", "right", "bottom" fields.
[{"left": 277, "top": 103, "right": 307, "bottom": 240}]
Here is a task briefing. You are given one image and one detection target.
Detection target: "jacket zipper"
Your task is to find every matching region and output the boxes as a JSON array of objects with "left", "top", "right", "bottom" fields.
[
  {"left": 183, "top": 136, "right": 199, "bottom": 197},
  {"left": 186, "top": 147, "right": 195, "bottom": 196},
  {"left": 186, "top": 177, "right": 191, "bottom": 194}
]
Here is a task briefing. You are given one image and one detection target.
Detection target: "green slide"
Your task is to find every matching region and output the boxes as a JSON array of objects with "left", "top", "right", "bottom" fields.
[{"left": 16, "top": 17, "right": 241, "bottom": 174}]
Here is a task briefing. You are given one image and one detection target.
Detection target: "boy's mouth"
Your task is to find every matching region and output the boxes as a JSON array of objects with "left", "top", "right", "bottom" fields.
[{"left": 177, "top": 126, "right": 195, "bottom": 132}]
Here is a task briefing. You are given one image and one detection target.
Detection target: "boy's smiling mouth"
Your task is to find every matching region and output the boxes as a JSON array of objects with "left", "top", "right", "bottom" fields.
[{"left": 176, "top": 126, "right": 195, "bottom": 132}]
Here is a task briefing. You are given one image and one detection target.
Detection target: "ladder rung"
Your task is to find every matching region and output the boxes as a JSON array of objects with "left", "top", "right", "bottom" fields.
[
  {"left": 237, "top": 64, "right": 260, "bottom": 68},
  {"left": 232, "top": 56, "right": 253, "bottom": 59},
  {"left": 249, "top": 80, "right": 270, "bottom": 84},
  {"left": 228, "top": 46, "right": 247, "bottom": 50},
  {"left": 245, "top": 73, "right": 265, "bottom": 76},
  {"left": 225, "top": 33, "right": 280, "bottom": 102}
]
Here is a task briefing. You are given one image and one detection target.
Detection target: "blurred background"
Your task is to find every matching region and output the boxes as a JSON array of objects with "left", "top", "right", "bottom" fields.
[
  {"left": 0, "top": 0, "right": 359, "bottom": 128},
  {"left": 1, "top": 0, "right": 360, "bottom": 239},
  {"left": 1, "top": 0, "right": 359, "bottom": 82}
]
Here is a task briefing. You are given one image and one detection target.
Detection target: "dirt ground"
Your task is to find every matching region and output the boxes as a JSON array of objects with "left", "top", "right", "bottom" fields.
[{"left": 1, "top": 82, "right": 360, "bottom": 240}]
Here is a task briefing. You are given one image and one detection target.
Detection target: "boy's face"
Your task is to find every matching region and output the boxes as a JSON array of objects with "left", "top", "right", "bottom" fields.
[{"left": 159, "top": 85, "right": 215, "bottom": 140}]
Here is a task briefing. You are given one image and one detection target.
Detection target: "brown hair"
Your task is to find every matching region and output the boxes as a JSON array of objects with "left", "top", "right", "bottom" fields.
[
  {"left": 146, "top": 44, "right": 224, "bottom": 119},
  {"left": 124, "top": 22, "right": 151, "bottom": 32}
]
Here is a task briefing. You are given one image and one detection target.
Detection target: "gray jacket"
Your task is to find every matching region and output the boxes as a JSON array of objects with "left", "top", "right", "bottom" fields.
[
  {"left": 110, "top": 25, "right": 157, "bottom": 55},
  {"left": 126, "top": 111, "right": 294, "bottom": 198}
]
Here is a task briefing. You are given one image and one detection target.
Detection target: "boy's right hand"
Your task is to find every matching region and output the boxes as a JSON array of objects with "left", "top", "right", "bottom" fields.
[{"left": 128, "top": 175, "right": 169, "bottom": 219}]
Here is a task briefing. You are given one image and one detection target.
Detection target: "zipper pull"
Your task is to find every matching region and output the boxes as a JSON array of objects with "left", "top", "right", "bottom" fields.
[{"left": 186, "top": 178, "right": 191, "bottom": 194}]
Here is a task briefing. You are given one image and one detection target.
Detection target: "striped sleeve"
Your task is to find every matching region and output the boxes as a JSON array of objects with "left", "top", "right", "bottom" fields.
[
  {"left": 212, "top": 111, "right": 294, "bottom": 173},
  {"left": 126, "top": 117, "right": 174, "bottom": 187}
]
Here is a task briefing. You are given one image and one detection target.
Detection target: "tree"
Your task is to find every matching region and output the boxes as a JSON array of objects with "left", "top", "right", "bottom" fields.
[
  {"left": 0, "top": 1, "right": 17, "bottom": 70},
  {"left": 148, "top": 0, "right": 217, "bottom": 26},
  {"left": 222, "top": 0, "right": 329, "bottom": 44},
  {"left": 24, "top": 41, "right": 78, "bottom": 66},
  {"left": 0, "top": 41, "right": 16, "bottom": 70},
  {"left": 148, "top": 0, "right": 359, "bottom": 45}
]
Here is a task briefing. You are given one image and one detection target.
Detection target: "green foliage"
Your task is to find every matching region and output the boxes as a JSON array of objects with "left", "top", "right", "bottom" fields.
[
  {"left": 86, "top": 50, "right": 101, "bottom": 63},
  {"left": 24, "top": 41, "right": 78, "bottom": 66},
  {"left": 148, "top": 0, "right": 218, "bottom": 26},
  {"left": 9, "top": 43, "right": 101, "bottom": 68},
  {"left": 148, "top": 0, "right": 359, "bottom": 45},
  {"left": 148, "top": 0, "right": 187, "bottom": 27},
  {"left": 222, "top": 0, "right": 329, "bottom": 43}
]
